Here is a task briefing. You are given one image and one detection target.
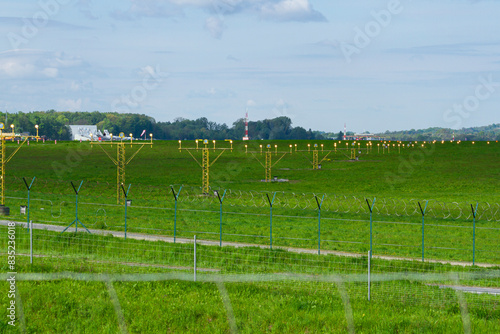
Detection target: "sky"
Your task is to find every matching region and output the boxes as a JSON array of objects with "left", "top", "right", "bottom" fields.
[{"left": 0, "top": 0, "right": 499, "bottom": 133}]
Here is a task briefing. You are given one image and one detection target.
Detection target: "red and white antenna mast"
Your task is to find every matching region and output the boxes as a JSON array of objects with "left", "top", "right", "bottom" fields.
[
  {"left": 243, "top": 109, "right": 249, "bottom": 140},
  {"left": 343, "top": 123, "right": 346, "bottom": 140}
]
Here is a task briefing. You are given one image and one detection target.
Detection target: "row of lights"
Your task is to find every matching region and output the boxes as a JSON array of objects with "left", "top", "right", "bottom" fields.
[
  {"left": 179, "top": 139, "right": 496, "bottom": 151},
  {"left": 1, "top": 124, "right": 40, "bottom": 142},
  {"left": 178, "top": 139, "right": 233, "bottom": 151}
]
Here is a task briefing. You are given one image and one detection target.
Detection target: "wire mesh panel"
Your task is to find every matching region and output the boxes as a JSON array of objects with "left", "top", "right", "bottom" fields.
[{"left": 2, "top": 178, "right": 499, "bottom": 268}]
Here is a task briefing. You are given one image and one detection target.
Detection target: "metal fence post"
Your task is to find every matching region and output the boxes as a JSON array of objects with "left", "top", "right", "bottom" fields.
[
  {"left": 368, "top": 250, "right": 371, "bottom": 301},
  {"left": 194, "top": 235, "right": 197, "bottom": 282},
  {"left": 315, "top": 195, "right": 325, "bottom": 255},
  {"left": 171, "top": 186, "right": 183, "bottom": 243},
  {"left": 471, "top": 202, "right": 478, "bottom": 265},
  {"left": 266, "top": 192, "right": 276, "bottom": 250},
  {"left": 75, "top": 183, "right": 79, "bottom": 233},
  {"left": 61, "top": 181, "right": 91, "bottom": 234},
  {"left": 22, "top": 177, "right": 35, "bottom": 233},
  {"left": 216, "top": 190, "right": 227, "bottom": 247},
  {"left": 30, "top": 220, "right": 33, "bottom": 265},
  {"left": 366, "top": 198, "right": 376, "bottom": 260},
  {"left": 121, "top": 184, "right": 131, "bottom": 240},
  {"left": 418, "top": 201, "right": 428, "bottom": 262}
]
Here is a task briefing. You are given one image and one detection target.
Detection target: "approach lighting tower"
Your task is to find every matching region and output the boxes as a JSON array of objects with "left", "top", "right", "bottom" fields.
[
  {"left": 92, "top": 132, "right": 153, "bottom": 204},
  {"left": 0, "top": 122, "right": 41, "bottom": 213},
  {"left": 179, "top": 139, "right": 233, "bottom": 194},
  {"left": 296, "top": 143, "right": 336, "bottom": 169},
  {"left": 242, "top": 110, "right": 249, "bottom": 141},
  {"left": 247, "top": 144, "right": 290, "bottom": 181}
]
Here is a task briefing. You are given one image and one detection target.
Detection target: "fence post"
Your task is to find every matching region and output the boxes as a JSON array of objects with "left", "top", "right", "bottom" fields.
[
  {"left": 368, "top": 250, "right": 371, "bottom": 301},
  {"left": 194, "top": 235, "right": 197, "bottom": 282},
  {"left": 22, "top": 177, "right": 35, "bottom": 232},
  {"left": 315, "top": 195, "right": 325, "bottom": 255},
  {"left": 121, "top": 184, "right": 131, "bottom": 240},
  {"left": 266, "top": 192, "right": 277, "bottom": 250},
  {"left": 366, "top": 198, "right": 376, "bottom": 260},
  {"left": 30, "top": 220, "right": 33, "bottom": 265},
  {"left": 170, "top": 186, "right": 183, "bottom": 243},
  {"left": 471, "top": 203, "right": 478, "bottom": 265},
  {"left": 418, "top": 201, "right": 428, "bottom": 262},
  {"left": 216, "top": 190, "right": 227, "bottom": 247},
  {"left": 61, "top": 181, "right": 91, "bottom": 234}
]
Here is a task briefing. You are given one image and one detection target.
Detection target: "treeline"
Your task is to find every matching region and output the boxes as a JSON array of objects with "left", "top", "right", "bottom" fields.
[
  {"left": 0, "top": 110, "right": 324, "bottom": 140},
  {"left": 378, "top": 124, "right": 500, "bottom": 141},
  {"left": 3, "top": 110, "right": 497, "bottom": 141}
]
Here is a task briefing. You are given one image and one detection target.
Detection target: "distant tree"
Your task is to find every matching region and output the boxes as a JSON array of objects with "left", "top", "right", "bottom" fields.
[
  {"left": 289, "top": 127, "right": 308, "bottom": 140},
  {"left": 3, "top": 110, "right": 498, "bottom": 141}
]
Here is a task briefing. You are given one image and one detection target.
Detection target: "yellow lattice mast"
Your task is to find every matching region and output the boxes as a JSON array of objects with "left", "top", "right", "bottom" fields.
[
  {"left": 202, "top": 145, "right": 209, "bottom": 193},
  {"left": 247, "top": 144, "right": 289, "bottom": 182},
  {"left": 0, "top": 122, "right": 40, "bottom": 212},
  {"left": 93, "top": 132, "right": 153, "bottom": 204},
  {"left": 116, "top": 141, "right": 126, "bottom": 202},
  {"left": 179, "top": 139, "right": 232, "bottom": 194},
  {"left": 312, "top": 148, "right": 319, "bottom": 169},
  {"left": 265, "top": 149, "right": 272, "bottom": 181},
  {"left": 297, "top": 143, "right": 334, "bottom": 169}
]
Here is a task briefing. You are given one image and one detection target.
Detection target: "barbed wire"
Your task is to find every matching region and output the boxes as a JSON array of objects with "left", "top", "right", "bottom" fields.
[{"left": 173, "top": 185, "right": 500, "bottom": 222}]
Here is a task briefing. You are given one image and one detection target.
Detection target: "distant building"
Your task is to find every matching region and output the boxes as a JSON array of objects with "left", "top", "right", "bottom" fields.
[{"left": 68, "top": 125, "right": 101, "bottom": 141}]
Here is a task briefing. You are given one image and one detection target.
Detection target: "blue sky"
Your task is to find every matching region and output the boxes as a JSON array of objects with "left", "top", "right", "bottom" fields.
[{"left": 1, "top": 0, "right": 499, "bottom": 133}]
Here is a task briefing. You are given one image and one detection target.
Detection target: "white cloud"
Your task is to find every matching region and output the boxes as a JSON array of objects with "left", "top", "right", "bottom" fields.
[
  {"left": 272, "top": 98, "right": 295, "bottom": 119},
  {"left": 77, "top": 0, "right": 99, "bottom": 20},
  {"left": 41, "top": 67, "right": 59, "bottom": 78},
  {"left": 112, "top": 0, "right": 326, "bottom": 24},
  {"left": 246, "top": 99, "right": 256, "bottom": 107},
  {"left": 260, "top": 0, "right": 326, "bottom": 22},
  {"left": 71, "top": 81, "right": 81, "bottom": 91},
  {"left": 0, "top": 50, "right": 86, "bottom": 79},
  {"left": 111, "top": 0, "right": 182, "bottom": 20},
  {"left": 58, "top": 98, "right": 83, "bottom": 111},
  {"left": 205, "top": 16, "right": 225, "bottom": 38},
  {"left": 70, "top": 80, "right": 94, "bottom": 92},
  {"left": 0, "top": 61, "right": 36, "bottom": 78}
]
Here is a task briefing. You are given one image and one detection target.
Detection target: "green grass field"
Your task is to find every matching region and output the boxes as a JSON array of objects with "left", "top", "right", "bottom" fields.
[
  {"left": 4, "top": 139, "right": 500, "bottom": 200},
  {"left": 3, "top": 139, "right": 500, "bottom": 263},
  {"left": 1, "top": 139, "right": 499, "bottom": 332}
]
